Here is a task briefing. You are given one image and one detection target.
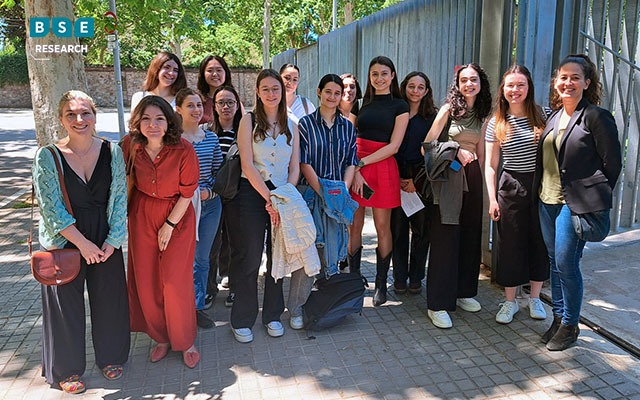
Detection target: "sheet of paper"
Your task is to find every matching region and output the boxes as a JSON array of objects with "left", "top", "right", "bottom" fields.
[{"left": 400, "top": 190, "right": 425, "bottom": 217}]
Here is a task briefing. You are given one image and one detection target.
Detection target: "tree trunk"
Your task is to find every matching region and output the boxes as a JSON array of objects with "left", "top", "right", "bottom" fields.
[
  {"left": 24, "top": 0, "right": 88, "bottom": 147},
  {"left": 262, "top": 0, "right": 271, "bottom": 69}
]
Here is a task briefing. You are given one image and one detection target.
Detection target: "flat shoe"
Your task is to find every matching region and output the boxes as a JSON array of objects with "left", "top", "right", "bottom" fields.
[
  {"left": 183, "top": 349, "right": 200, "bottom": 368},
  {"left": 101, "top": 364, "right": 123, "bottom": 380},
  {"left": 150, "top": 343, "right": 170, "bottom": 362},
  {"left": 59, "top": 375, "right": 85, "bottom": 394}
]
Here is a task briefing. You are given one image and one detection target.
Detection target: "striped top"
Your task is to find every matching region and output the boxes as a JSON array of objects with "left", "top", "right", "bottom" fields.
[
  {"left": 299, "top": 109, "right": 358, "bottom": 183},
  {"left": 192, "top": 130, "right": 223, "bottom": 190},
  {"left": 485, "top": 109, "right": 550, "bottom": 173},
  {"left": 217, "top": 129, "right": 236, "bottom": 158}
]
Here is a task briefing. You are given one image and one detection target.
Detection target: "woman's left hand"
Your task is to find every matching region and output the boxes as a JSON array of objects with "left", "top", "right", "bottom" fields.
[
  {"left": 400, "top": 179, "right": 416, "bottom": 193},
  {"left": 99, "top": 243, "right": 115, "bottom": 263},
  {"left": 457, "top": 148, "right": 475, "bottom": 166},
  {"left": 265, "top": 202, "right": 280, "bottom": 227},
  {"left": 200, "top": 188, "right": 209, "bottom": 201},
  {"left": 158, "top": 222, "right": 174, "bottom": 251}
]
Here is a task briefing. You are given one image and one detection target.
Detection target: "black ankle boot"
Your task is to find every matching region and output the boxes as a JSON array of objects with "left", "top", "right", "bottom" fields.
[
  {"left": 541, "top": 315, "right": 562, "bottom": 344},
  {"left": 347, "top": 246, "right": 362, "bottom": 276},
  {"left": 373, "top": 249, "right": 391, "bottom": 306},
  {"left": 546, "top": 323, "right": 580, "bottom": 351}
]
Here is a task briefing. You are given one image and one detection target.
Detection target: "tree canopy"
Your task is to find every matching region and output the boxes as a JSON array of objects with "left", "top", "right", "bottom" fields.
[{"left": 1, "top": 0, "right": 401, "bottom": 68}]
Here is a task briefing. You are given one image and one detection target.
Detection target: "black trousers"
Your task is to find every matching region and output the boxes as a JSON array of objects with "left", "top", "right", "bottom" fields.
[
  {"left": 41, "top": 249, "right": 130, "bottom": 385},
  {"left": 494, "top": 170, "right": 549, "bottom": 286},
  {"left": 226, "top": 179, "right": 284, "bottom": 328},
  {"left": 426, "top": 160, "right": 483, "bottom": 311},
  {"left": 390, "top": 203, "right": 431, "bottom": 286}
]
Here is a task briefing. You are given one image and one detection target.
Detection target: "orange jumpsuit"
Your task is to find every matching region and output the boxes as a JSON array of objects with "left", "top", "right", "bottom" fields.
[{"left": 123, "top": 136, "right": 199, "bottom": 351}]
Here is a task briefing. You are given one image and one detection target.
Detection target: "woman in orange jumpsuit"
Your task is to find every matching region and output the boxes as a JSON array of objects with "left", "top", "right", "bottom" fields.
[{"left": 123, "top": 95, "right": 201, "bottom": 368}]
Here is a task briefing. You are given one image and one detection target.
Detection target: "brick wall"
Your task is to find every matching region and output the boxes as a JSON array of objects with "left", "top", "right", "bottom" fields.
[{"left": 0, "top": 67, "right": 259, "bottom": 109}]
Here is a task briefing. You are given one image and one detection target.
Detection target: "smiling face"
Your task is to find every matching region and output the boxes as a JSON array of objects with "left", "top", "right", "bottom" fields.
[
  {"left": 555, "top": 62, "right": 590, "bottom": 103},
  {"left": 280, "top": 67, "right": 299, "bottom": 96},
  {"left": 176, "top": 94, "right": 203, "bottom": 125},
  {"left": 205, "top": 59, "right": 226, "bottom": 91},
  {"left": 157, "top": 59, "right": 179, "bottom": 89},
  {"left": 458, "top": 66, "right": 481, "bottom": 99},
  {"left": 318, "top": 82, "right": 343, "bottom": 110},
  {"left": 503, "top": 72, "right": 529, "bottom": 105},
  {"left": 405, "top": 75, "right": 428, "bottom": 105},
  {"left": 59, "top": 98, "right": 96, "bottom": 137},
  {"left": 257, "top": 76, "right": 283, "bottom": 109},
  {"left": 139, "top": 105, "right": 168, "bottom": 140},
  {"left": 342, "top": 77, "right": 358, "bottom": 104},
  {"left": 369, "top": 63, "right": 394, "bottom": 94},
  {"left": 215, "top": 89, "right": 239, "bottom": 123}
]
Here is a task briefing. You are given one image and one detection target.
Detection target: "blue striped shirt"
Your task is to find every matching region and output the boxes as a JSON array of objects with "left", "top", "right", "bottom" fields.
[
  {"left": 192, "top": 130, "right": 223, "bottom": 190},
  {"left": 299, "top": 110, "right": 358, "bottom": 183}
]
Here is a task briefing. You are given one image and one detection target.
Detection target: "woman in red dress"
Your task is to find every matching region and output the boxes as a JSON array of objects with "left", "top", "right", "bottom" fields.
[{"left": 123, "top": 95, "right": 201, "bottom": 368}]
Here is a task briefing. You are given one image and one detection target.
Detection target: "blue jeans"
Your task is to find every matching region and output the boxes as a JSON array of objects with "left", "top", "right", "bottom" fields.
[
  {"left": 194, "top": 196, "right": 222, "bottom": 310},
  {"left": 538, "top": 202, "right": 586, "bottom": 325}
]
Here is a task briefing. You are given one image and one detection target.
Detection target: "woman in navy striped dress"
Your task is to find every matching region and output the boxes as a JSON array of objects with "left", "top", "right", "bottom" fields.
[
  {"left": 175, "top": 88, "right": 224, "bottom": 329},
  {"left": 484, "top": 65, "right": 549, "bottom": 324}
]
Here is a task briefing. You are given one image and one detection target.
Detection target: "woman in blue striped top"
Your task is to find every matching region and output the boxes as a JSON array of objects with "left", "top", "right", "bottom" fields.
[
  {"left": 176, "top": 88, "right": 224, "bottom": 329},
  {"left": 484, "top": 65, "right": 549, "bottom": 325}
]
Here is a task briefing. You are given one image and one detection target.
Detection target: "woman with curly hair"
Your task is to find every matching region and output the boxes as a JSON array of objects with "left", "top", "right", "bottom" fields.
[
  {"left": 422, "top": 63, "right": 492, "bottom": 328},
  {"left": 130, "top": 51, "right": 187, "bottom": 111},
  {"left": 123, "top": 95, "right": 201, "bottom": 368}
]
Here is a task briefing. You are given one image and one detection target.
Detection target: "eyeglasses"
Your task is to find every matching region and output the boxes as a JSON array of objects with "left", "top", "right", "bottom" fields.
[{"left": 215, "top": 100, "right": 237, "bottom": 108}]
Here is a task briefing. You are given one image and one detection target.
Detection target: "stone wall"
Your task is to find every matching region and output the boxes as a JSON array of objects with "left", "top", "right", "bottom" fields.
[{"left": 0, "top": 67, "right": 259, "bottom": 109}]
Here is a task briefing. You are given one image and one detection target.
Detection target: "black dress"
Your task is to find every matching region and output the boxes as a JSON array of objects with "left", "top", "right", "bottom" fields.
[{"left": 41, "top": 141, "right": 130, "bottom": 386}]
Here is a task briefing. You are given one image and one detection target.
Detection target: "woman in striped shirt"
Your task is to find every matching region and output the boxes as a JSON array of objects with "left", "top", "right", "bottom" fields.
[
  {"left": 175, "top": 88, "right": 224, "bottom": 330},
  {"left": 484, "top": 65, "right": 549, "bottom": 324}
]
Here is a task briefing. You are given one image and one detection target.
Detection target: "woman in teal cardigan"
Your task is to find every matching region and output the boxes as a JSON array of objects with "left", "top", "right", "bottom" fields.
[{"left": 32, "top": 90, "right": 129, "bottom": 394}]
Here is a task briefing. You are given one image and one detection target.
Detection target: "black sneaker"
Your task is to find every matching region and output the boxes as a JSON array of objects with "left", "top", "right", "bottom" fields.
[
  {"left": 203, "top": 293, "right": 214, "bottom": 310},
  {"left": 225, "top": 293, "right": 235, "bottom": 307},
  {"left": 196, "top": 310, "right": 214, "bottom": 329}
]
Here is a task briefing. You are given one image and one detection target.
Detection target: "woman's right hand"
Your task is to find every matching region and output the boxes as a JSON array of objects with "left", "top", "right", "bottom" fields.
[
  {"left": 488, "top": 201, "right": 501, "bottom": 221},
  {"left": 351, "top": 170, "right": 366, "bottom": 196},
  {"left": 457, "top": 148, "right": 475, "bottom": 166},
  {"left": 78, "top": 239, "right": 105, "bottom": 265}
]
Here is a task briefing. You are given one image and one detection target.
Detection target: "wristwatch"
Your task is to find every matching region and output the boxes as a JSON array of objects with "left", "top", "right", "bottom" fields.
[{"left": 357, "top": 159, "right": 366, "bottom": 169}]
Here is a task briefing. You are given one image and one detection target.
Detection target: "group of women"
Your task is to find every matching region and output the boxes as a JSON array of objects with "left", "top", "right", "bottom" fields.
[{"left": 32, "top": 51, "right": 621, "bottom": 394}]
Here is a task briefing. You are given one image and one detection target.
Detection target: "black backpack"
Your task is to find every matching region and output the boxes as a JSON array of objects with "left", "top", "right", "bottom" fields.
[{"left": 302, "top": 273, "right": 367, "bottom": 331}]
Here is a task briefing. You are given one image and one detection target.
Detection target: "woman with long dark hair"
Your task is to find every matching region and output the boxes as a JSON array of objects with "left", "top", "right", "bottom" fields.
[
  {"left": 339, "top": 73, "right": 362, "bottom": 125},
  {"left": 422, "top": 63, "right": 492, "bottom": 328},
  {"left": 536, "top": 54, "right": 621, "bottom": 350},
  {"left": 349, "top": 56, "right": 409, "bottom": 307},
  {"left": 485, "top": 65, "right": 549, "bottom": 324},
  {"left": 197, "top": 55, "right": 240, "bottom": 125},
  {"left": 391, "top": 71, "right": 437, "bottom": 295},
  {"left": 280, "top": 63, "right": 316, "bottom": 124}
]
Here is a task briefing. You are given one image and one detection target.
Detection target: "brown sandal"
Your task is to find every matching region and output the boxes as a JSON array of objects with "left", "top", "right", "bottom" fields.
[
  {"left": 59, "top": 375, "right": 86, "bottom": 394},
  {"left": 102, "top": 364, "right": 123, "bottom": 380}
]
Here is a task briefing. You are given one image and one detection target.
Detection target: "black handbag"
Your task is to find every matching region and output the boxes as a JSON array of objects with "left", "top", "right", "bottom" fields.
[
  {"left": 571, "top": 209, "right": 610, "bottom": 242},
  {"left": 213, "top": 141, "right": 241, "bottom": 201}
]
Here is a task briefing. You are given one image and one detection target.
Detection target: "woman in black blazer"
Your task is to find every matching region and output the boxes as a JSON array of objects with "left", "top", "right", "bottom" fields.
[{"left": 535, "top": 54, "right": 622, "bottom": 351}]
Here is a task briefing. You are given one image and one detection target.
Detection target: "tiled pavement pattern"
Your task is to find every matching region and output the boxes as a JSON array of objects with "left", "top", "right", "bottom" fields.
[{"left": 1, "top": 205, "right": 640, "bottom": 399}]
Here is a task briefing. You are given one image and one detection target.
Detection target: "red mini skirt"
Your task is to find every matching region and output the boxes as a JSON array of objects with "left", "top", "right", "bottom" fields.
[{"left": 351, "top": 138, "right": 401, "bottom": 208}]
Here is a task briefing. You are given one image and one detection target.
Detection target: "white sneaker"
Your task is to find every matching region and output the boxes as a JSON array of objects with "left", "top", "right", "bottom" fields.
[
  {"left": 289, "top": 316, "right": 304, "bottom": 330},
  {"left": 529, "top": 298, "right": 547, "bottom": 320},
  {"left": 456, "top": 297, "right": 482, "bottom": 312},
  {"left": 428, "top": 309, "right": 453, "bottom": 329},
  {"left": 496, "top": 301, "right": 519, "bottom": 324},
  {"left": 232, "top": 328, "right": 253, "bottom": 343},
  {"left": 265, "top": 321, "right": 285, "bottom": 337}
]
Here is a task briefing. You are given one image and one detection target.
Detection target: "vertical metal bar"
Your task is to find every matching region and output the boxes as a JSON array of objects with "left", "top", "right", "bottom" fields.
[{"left": 108, "top": 0, "right": 125, "bottom": 139}]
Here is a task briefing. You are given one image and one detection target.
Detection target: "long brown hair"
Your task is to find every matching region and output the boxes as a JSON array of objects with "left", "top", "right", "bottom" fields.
[
  {"left": 253, "top": 69, "right": 291, "bottom": 145},
  {"left": 400, "top": 71, "right": 437, "bottom": 119},
  {"left": 142, "top": 51, "right": 187, "bottom": 95},
  {"left": 493, "top": 65, "right": 545, "bottom": 143},
  {"left": 550, "top": 54, "right": 603, "bottom": 110},
  {"left": 363, "top": 56, "right": 401, "bottom": 105},
  {"left": 446, "top": 63, "right": 492, "bottom": 120}
]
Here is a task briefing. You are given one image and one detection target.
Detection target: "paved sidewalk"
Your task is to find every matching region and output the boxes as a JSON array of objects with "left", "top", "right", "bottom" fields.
[{"left": 1, "top": 109, "right": 640, "bottom": 399}]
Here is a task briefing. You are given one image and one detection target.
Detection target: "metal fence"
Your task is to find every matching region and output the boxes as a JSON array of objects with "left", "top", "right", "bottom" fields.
[
  {"left": 272, "top": 0, "right": 483, "bottom": 107},
  {"left": 577, "top": 0, "right": 640, "bottom": 230}
]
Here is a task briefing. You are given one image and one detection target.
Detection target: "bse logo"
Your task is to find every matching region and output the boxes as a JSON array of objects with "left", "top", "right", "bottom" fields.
[{"left": 29, "top": 17, "right": 95, "bottom": 38}]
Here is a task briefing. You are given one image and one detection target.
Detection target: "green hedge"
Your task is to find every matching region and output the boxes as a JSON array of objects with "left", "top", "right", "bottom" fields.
[{"left": 0, "top": 51, "right": 29, "bottom": 87}]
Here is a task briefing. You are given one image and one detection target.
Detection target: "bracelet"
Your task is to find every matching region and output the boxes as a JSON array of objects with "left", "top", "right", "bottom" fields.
[{"left": 165, "top": 218, "right": 177, "bottom": 228}]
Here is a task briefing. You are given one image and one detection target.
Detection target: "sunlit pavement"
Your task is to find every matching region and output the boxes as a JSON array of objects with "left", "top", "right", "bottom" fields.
[{"left": 1, "top": 109, "right": 639, "bottom": 399}]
